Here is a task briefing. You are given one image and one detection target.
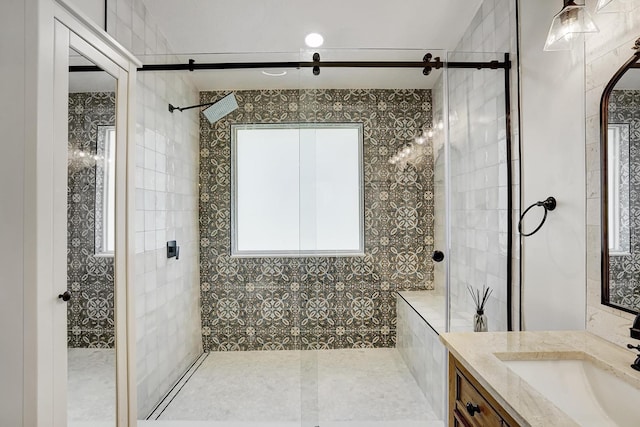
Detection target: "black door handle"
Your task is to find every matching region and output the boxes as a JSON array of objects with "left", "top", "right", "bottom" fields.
[
  {"left": 58, "top": 291, "right": 71, "bottom": 302},
  {"left": 432, "top": 250, "right": 445, "bottom": 262}
]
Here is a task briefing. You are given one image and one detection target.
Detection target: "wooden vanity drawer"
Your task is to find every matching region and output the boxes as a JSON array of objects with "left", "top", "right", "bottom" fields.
[
  {"left": 449, "top": 353, "right": 518, "bottom": 427},
  {"left": 454, "top": 369, "right": 505, "bottom": 427}
]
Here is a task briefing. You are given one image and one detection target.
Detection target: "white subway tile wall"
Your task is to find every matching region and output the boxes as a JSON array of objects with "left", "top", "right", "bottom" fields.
[
  {"left": 433, "top": 0, "right": 518, "bottom": 332},
  {"left": 396, "top": 295, "right": 447, "bottom": 420},
  {"left": 107, "top": 0, "right": 203, "bottom": 416}
]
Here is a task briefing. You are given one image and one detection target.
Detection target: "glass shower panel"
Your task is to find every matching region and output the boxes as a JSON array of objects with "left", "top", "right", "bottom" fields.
[
  {"left": 222, "top": 57, "right": 307, "bottom": 426},
  {"left": 430, "top": 67, "right": 450, "bottom": 332},
  {"left": 132, "top": 51, "right": 308, "bottom": 425},
  {"left": 446, "top": 51, "right": 510, "bottom": 333},
  {"left": 296, "top": 47, "right": 446, "bottom": 426},
  {"left": 130, "top": 48, "right": 456, "bottom": 425}
]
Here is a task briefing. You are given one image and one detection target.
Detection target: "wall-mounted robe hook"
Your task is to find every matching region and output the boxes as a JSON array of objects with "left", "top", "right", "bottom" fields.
[{"left": 518, "top": 196, "right": 556, "bottom": 237}]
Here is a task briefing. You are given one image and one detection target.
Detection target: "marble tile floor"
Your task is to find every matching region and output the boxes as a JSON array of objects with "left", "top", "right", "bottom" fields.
[
  {"left": 66, "top": 347, "right": 443, "bottom": 426},
  {"left": 68, "top": 348, "right": 116, "bottom": 426},
  {"left": 150, "top": 348, "right": 443, "bottom": 427}
]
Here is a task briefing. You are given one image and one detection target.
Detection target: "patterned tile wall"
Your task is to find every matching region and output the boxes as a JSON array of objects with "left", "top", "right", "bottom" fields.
[
  {"left": 67, "top": 92, "right": 116, "bottom": 348},
  {"left": 199, "top": 89, "right": 434, "bottom": 351},
  {"left": 606, "top": 90, "right": 640, "bottom": 311}
]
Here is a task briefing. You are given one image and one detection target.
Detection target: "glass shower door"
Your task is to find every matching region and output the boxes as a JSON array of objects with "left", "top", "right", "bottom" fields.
[
  {"left": 296, "top": 47, "right": 447, "bottom": 426},
  {"left": 446, "top": 51, "right": 511, "bottom": 333}
]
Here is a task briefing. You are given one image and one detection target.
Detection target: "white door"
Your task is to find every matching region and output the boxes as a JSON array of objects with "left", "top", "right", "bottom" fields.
[{"left": 52, "top": 4, "right": 139, "bottom": 425}]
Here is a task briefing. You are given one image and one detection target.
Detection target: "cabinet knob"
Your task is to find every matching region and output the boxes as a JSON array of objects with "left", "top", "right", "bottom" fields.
[
  {"left": 466, "top": 401, "right": 481, "bottom": 417},
  {"left": 432, "top": 250, "right": 445, "bottom": 262}
]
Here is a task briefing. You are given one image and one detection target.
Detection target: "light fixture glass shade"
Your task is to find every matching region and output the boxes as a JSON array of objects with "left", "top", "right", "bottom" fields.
[
  {"left": 596, "top": 0, "right": 615, "bottom": 10},
  {"left": 596, "top": 0, "right": 633, "bottom": 13},
  {"left": 544, "top": 3, "right": 599, "bottom": 51}
]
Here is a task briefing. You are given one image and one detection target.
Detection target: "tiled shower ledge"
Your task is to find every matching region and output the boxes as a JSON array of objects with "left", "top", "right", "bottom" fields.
[{"left": 397, "top": 291, "right": 474, "bottom": 334}]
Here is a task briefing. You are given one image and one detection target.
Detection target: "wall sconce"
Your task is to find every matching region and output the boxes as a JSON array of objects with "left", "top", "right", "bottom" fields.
[{"left": 544, "top": 0, "right": 599, "bottom": 51}]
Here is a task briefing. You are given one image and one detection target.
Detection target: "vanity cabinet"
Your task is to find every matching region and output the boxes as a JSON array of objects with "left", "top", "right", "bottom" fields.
[{"left": 449, "top": 353, "right": 519, "bottom": 427}]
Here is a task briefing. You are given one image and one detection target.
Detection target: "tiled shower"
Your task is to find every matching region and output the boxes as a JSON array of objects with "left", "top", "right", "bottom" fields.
[{"left": 64, "top": 0, "right": 518, "bottom": 424}]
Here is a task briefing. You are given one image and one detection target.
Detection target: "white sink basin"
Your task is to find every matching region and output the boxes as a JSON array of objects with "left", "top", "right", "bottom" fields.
[{"left": 501, "top": 358, "right": 640, "bottom": 427}]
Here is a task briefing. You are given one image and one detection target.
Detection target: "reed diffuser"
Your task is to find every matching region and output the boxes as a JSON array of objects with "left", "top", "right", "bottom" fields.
[{"left": 467, "top": 285, "right": 492, "bottom": 332}]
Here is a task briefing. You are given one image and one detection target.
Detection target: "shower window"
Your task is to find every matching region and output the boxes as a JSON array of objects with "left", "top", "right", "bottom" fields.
[
  {"left": 95, "top": 125, "right": 116, "bottom": 256},
  {"left": 231, "top": 123, "right": 364, "bottom": 257}
]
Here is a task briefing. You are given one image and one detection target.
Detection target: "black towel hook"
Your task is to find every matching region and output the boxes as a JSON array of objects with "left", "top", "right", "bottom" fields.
[{"left": 518, "top": 196, "right": 557, "bottom": 237}]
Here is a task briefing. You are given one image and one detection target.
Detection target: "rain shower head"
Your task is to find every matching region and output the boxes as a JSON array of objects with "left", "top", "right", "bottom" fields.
[
  {"left": 202, "top": 93, "right": 238, "bottom": 124},
  {"left": 168, "top": 92, "right": 239, "bottom": 124}
]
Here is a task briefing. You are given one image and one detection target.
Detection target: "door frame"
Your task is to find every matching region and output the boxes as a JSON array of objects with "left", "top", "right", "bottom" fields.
[{"left": 52, "top": 1, "right": 140, "bottom": 425}]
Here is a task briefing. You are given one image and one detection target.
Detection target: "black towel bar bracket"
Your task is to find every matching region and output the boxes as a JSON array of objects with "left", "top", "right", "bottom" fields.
[{"left": 518, "top": 196, "right": 556, "bottom": 237}]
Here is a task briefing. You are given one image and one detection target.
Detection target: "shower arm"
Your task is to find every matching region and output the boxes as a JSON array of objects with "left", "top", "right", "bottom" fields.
[{"left": 168, "top": 101, "right": 217, "bottom": 113}]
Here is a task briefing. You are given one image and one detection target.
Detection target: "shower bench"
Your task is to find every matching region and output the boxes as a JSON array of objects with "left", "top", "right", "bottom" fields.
[{"left": 396, "top": 291, "right": 474, "bottom": 421}]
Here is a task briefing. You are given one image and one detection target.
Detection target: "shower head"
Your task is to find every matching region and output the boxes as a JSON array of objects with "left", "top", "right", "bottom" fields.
[
  {"left": 168, "top": 92, "right": 239, "bottom": 124},
  {"left": 202, "top": 93, "right": 238, "bottom": 124}
]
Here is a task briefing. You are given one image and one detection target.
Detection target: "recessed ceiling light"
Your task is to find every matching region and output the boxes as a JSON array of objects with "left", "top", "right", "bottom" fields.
[
  {"left": 305, "top": 33, "right": 324, "bottom": 48},
  {"left": 261, "top": 70, "right": 287, "bottom": 77}
]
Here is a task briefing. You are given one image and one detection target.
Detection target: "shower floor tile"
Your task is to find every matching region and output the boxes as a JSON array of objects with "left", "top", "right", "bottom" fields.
[{"left": 154, "top": 348, "right": 441, "bottom": 426}]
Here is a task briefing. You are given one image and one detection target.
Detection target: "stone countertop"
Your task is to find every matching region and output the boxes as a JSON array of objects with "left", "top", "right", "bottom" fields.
[{"left": 439, "top": 331, "right": 640, "bottom": 427}]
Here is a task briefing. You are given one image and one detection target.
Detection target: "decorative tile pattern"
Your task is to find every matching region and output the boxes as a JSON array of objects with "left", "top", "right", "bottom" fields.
[
  {"left": 199, "top": 89, "right": 434, "bottom": 351},
  {"left": 67, "top": 92, "right": 116, "bottom": 348},
  {"left": 607, "top": 90, "right": 640, "bottom": 312}
]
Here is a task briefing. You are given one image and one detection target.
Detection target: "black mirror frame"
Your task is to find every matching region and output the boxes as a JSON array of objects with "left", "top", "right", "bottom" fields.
[{"left": 600, "top": 37, "right": 640, "bottom": 314}]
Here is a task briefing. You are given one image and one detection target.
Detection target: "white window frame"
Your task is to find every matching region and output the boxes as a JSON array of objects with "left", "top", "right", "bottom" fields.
[
  {"left": 230, "top": 122, "right": 364, "bottom": 257},
  {"left": 607, "top": 122, "right": 631, "bottom": 256},
  {"left": 95, "top": 124, "right": 116, "bottom": 256}
]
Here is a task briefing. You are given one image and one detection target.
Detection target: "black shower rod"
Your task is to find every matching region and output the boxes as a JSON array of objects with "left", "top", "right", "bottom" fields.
[
  {"left": 136, "top": 54, "right": 509, "bottom": 73},
  {"left": 69, "top": 53, "right": 511, "bottom": 74}
]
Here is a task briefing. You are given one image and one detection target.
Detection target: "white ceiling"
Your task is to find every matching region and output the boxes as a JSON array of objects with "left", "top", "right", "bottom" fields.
[{"left": 139, "top": 0, "right": 483, "bottom": 90}]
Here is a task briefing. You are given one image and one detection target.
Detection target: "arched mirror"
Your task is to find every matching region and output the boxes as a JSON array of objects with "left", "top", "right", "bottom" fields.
[{"left": 601, "top": 38, "right": 640, "bottom": 314}]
